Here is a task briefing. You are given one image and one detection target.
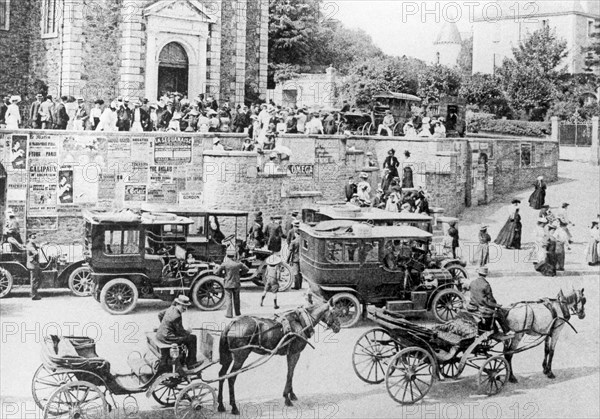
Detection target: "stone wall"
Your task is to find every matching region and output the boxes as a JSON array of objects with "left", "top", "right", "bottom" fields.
[
  {"left": 0, "top": 0, "right": 31, "bottom": 104},
  {"left": 0, "top": 130, "right": 558, "bottom": 247}
]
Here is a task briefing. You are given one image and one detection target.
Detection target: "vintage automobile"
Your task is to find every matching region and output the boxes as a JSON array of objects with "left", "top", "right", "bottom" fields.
[
  {"left": 84, "top": 209, "right": 226, "bottom": 315},
  {"left": 300, "top": 221, "right": 466, "bottom": 328},
  {"left": 367, "top": 92, "right": 423, "bottom": 136},
  {"left": 302, "top": 204, "right": 468, "bottom": 281},
  {"left": 141, "top": 206, "right": 294, "bottom": 292},
  {"left": 0, "top": 237, "right": 92, "bottom": 299}
]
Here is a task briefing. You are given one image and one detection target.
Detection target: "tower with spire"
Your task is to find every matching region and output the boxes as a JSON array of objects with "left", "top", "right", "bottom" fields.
[{"left": 433, "top": 22, "right": 462, "bottom": 67}]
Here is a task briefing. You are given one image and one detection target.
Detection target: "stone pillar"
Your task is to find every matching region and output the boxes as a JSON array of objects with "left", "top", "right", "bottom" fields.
[
  {"left": 325, "top": 66, "right": 337, "bottom": 108},
  {"left": 258, "top": 0, "right": 269, "bottom": 99},
  {"left": 591, "top": 116, "right": 599, "bottom": 166},
  {"left": 551, "top": 116, "right": 559, "bottom": 142},
  {"left": 119, "top": 1, "right": 145, "bottom": 100},
  {"left": 207, "top": 4, "right": 222, "bottom": 99},
  {"left": 60, "top": 0, "right": 84, "bottom": 96},
  {"left": 233, "top": 0, "right": 247, "bottom": 105}
]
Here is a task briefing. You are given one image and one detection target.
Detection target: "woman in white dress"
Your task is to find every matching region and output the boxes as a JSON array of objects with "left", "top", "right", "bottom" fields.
[{"left": 5, "top": 96, "right": 21, "bottom": 129}]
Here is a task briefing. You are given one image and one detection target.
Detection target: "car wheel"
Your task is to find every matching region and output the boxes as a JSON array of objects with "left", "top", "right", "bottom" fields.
[
  {"left": 277, "top": 262, "right": 294, "bottom": 292},
  {"left": 446, "top": 264, "right": 468, "bottom": 283},
  {"left": 431, "top": 288, "right": 465, "bottom": 323},
  {"left": 68, "top": 267, "right": 93, "bottom": 297},
  {"left": 100, "top": 278, "right": 139, "bottom": 315},
  {"left": 191, "top": 276, "right": 226, "bottom": 311},
  {"left": 332, "top": 292, "right": 362, "bottom": 328},
  {"left": 0, "top": 268, "right": 14, "bottom": 299}
]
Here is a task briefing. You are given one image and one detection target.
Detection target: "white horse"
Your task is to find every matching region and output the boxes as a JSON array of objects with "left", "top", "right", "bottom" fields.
[{"left": 504, "top": 288, "right": 586, "bottom": 382}]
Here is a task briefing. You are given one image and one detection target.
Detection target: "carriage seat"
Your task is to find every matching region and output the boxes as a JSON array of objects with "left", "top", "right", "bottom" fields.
[
  {"left": 42, "top": 335, "right": 109, "bottom": 372},
  {"left": 146, "top": 332, "right": 174, "bottom": 361}
]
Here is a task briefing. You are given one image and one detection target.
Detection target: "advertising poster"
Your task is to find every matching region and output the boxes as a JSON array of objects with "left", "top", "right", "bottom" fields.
[
  {"left": 28, "top": 134, "right": 58, "bottom": 159},
  {"left": 6, "top": 180, "right": 27, "bottom": 201},
  {"left": 28, "top": 162, "right": 58, "bottom": 216},
  {"left": 6, "top": 201, "right": 26, "bottom": 233},
  {"left": 58, "top": 168, "right": 74, "bottom": 204},
  {"left": 9, "top": 134, "right": 28, "bottom": 171},
  {"left": 150, "top": 165, "right": 174, "bottom": 185},
  {"left": 185, "top": 165, "right": 203, "bottom": 190},
  {"left": 154, "top": 137, "right": 192, "bottom": 165},
  {"left": 98, "top": 172, "right": 117, "bottom": 201},
  {"left": 129, "top": 161, "right": 149, "bottom": 184},
  {"left": 131, "top": 137, "right": 152, "bottom": 162},
  {"left": 107, "top": 137, "right": 132, "bottom": 158},
  {"left": 124, "top": 184, "right": 147, "bottom": 203},
  {"left": 180, "top": 191, "right": 202, "bottom": 206},
  {"left": 147, "top": 184, "right": 177, "bottom": 204}
]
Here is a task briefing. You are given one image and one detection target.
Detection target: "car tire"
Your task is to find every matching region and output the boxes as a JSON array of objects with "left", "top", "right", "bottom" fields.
[
  {"left": 431, "top": 288, "right": 465, "bottom": 323},
  {"left": 191, "top": 276, "right": 226, "bottom": 311},
  {"left": 332, "top": 292, "right": 362, "bottom": 328},
  {"left": 0, "top": 268, "right": 13, "bottom": 299},
  {"left": 100, "top": 278, "right": 139, "bottom": 315},
  {"left": 68, "top": 267, "right": 93, "bottom": 297}
]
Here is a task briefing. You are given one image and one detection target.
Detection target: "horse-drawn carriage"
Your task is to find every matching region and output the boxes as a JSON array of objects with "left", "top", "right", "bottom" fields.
[
  {"left": 300, "top": 222, "right": 466, "bottom": 327},
  {"left": 368, "top": 92, "right": 422, "bottom": 136},
  {"left": 84, "top": 210, "right": 226, "bottom": 315}
]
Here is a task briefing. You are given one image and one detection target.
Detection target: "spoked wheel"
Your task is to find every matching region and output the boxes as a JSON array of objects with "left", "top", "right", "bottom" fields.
[
  {"left": 32, "top": 365, "right": 77, "bottom": 412},
  {"left": 446, "top": 265, "right": 469, "bottom": 283},
  {"left": 68, "top": 267, "right": 93, "bottom": 297},
  {"left": 0, "top": 267, "right": 14, "bottom": 298},
  {"left": 152, "top": 375, "right": 188, "bottom": 407},
  {"left": 353, "top": 328, "right": 399, "bottom": 384},
  {"left": 431, "top": 288, "right": 465, "bottom": 323},
  {"left": 478, "top": 355, "right": 510, "bottom": 395},
  {"left": 385, "top": 347, "right": 435, "bottom": 405},
  {"left": 276, "top": 262, "right": 294, "bottom": 292},
  {"left": 439, "top": 355, "right": 463, "bottom": 379},
  {"left": 191, "top": 276, "right": 226, "bottom": 311},
  {"left": 100, "top": 278, "right": 138, "bottom": 315},
  {"left": 42, "top": 380, "right": 109, "bottom": 418},
  {"left": 332, "top": 293, "right": 361, "bottom": 328},
  {"left": 175, "top": 382, "right": 218, "bottom": 418}
]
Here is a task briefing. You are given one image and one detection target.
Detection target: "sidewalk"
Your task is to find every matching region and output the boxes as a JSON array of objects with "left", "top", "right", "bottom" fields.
[{"left": 456, "top": 161, "right": 600, "bottom": 279}]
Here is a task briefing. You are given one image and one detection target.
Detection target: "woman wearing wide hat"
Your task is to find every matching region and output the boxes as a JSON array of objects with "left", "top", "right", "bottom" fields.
[
  {"left": 495, "top": 199, "right": 522, "bottom": 249},
  {"left": 586, "top": 221, "right": 600, "bottom": 266},
  {"left": 528, "top": 176, "right": 546, "bottom": 210},
  {"left": 474, "top": 225, "right": 491, "bottom": 266},
  {"left": 383, "top": 149, "right": 400, "bottom": 187}
]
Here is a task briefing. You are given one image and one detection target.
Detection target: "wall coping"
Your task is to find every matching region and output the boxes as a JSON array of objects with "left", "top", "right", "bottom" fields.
[
  {"left": 287, "top": 191, "right": 323, "bottom": 198},
  {"left": 203, "top": 150, "right": 257, "bottom": 157},
  {"left": 468, "top": 133, "right": 557, "bottom": 143},
  {"left": 258, "top": 173, "right": 287, "bottom": 178}
]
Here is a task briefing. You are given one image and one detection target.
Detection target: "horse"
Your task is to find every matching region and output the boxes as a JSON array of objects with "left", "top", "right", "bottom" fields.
[
  {"left": 504, "top": 288, "right": 586, "bottom": 382},
  {"left": 217, "top": 299, "right": 342, "bottom": 415}
]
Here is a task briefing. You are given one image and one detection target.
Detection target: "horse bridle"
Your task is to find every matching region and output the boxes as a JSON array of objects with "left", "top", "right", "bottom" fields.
[{"left": 558, "top": 292, "right": 585, "bottom": 318}]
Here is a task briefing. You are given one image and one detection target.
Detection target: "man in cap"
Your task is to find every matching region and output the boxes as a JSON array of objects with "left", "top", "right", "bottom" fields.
[
  {"left": 157, "top": 295, "right": 201, "bottom": 370},
  {"left": 130, "top": 99, "right": 149, "bottom": 132},
  {"left": 26, "top": 233, "right": 42, "bottom": 300},
  {"left": 261, "top": 255, "right": 282, "bottom": 309},
  {"left": 213, "top": 250, "right": 249, "bottom": 318},
  {"left": 467, "top": 267, "right": 512, "bottom": 334},
  {"left": 284, "top": 211, "right": 300, "bottom": 244},
  {"left": 378, "top": 110, "right": 395, "bottom": 136},
  {"left": 29, "top": 94, "right": 44, "bottom": 129},
  {"left": 264, "top": 215, "right": 284, "bottom": 255},
  {"left": 448, "top": 220, "right": 460, "bottom": 259},
  {"left": 287, "top": 220, "right": 303, "bottom": 290}
]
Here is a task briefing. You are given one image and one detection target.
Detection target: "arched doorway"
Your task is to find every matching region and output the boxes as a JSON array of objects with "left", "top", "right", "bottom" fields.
[{"left": 158, "top": 42, "right": 189, "bottom": 97}]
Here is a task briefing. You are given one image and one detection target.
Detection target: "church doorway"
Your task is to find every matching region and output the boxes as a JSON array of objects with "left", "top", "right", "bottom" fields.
[{"left": 157, "top": 42, "right": 189, "bottom": 97}]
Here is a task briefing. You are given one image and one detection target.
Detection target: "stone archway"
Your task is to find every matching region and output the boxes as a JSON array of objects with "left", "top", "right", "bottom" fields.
[{"left": 158, "top": 42, "right": 189, "bottom": 97}]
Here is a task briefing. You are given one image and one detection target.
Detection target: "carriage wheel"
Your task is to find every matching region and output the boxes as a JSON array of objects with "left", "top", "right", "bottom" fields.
[
  {"left": 175, "top": 382, "right": 218, "bottom": 418},
  {"left": 385, "top": 347, "right": 435, "bottom": 404},
  {"left": 276, "top": 262, "right": 294, "bottom": 292},
  {"left": 31, "top": 365, "right": 78, "bottom": 412},
  {"left": 439, "top": 356, "right": 463, "bottom": 379},
  {"left": 152, "top": 375, "right": 188, "bottom": 407},
  {"left": 100, "top": 278, "right": 138, "bottom": 315},
  {"left": 446, "top": 265, "right": 469, "bottom": 284},
  {"left": 191, "top": 276, "right": 226, "bottom": 311},
  {"left": 332, "top": 293, "right": 361, "bottom": 328},
  {"left": 477, "top": 356, "right": 510, "bottom": 396},
  {"left": 431, "top": 289, "right": 464, "bottom": 323},
  {"left": 353, "top": 328, "right": 399, "bottom": 384},
  {"left": 68, "top": 267, "right": 93, "bottom": 297},
  {"left": 0, "top": 268, "right": 13, "bottom": 298},
  {"left": 42, "top": 380, "right": 109, "bottom": 419}
]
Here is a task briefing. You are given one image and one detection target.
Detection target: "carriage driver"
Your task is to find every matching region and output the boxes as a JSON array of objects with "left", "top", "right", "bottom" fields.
[
  {"left": 467, "top": 267, "right": 513, "bottom": 335},
  {"left": 157, "top": 295, "right": 202, "bottom": 371}
]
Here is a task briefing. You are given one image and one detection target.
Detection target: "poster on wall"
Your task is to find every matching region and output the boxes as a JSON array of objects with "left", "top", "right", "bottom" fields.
[
  {"left": 147, "top": 184, "right": 177, "bottom": 204},
  {"left": 154, "top": 137, "right": 192, "bottom": 165},
  {"left": 129, "top": 161, "right": 149, "bottom": 184},
  {"left": 107, "top": 137, "right": 132, "bottom": 159},
  {"left": 28, "top": 163, "right": 58, "bottom": 216},
  {"left": 124, "top": 184, "right": 147, "bottom": 203},
  {"left": 150, "top": 165, "right": 174, "bottom": 184},
  {"left": 58, "top": 168, "right": 74, "bottom": 204},
  {"left": 9, "top": 134, "right": 29, "bottom": 171},
  {"left": 131, "top": 137, "right": 152, "bottom": 162},
  {"left": 6, "top": 180, "right": 27, "bottom": 201},
  {"left": 179, "top": 191, "right": 202, "bottom": 206},
  {"left": 6, "top": 201, "right": 26, "bottom": 233},
  {"left": 29, "top": 134, "right": 58, "bottom": 159}
]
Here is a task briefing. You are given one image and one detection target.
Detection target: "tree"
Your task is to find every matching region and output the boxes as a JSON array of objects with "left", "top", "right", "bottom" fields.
[
  {"left": 497, "top": 26, "right": 568, "bottom": 119},
  {"left": 456, "top": 37, "right": 473, "bottom": 75},
  {"left": 584, "top": 22, "right": 600, "bottom": 73},
  {"left": 459, "top": 73, "right": 511, "bottom": 116},
  {"left": 417, "top": 64, "right": 462, "bottom": 103},
  {"left": 339, "top": 56, "right": 426, "bottom": 107}
]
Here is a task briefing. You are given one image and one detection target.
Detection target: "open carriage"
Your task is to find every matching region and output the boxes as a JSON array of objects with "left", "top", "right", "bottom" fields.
[
  {"left": 352, "top": 307, "right": 511, "bottom": 404},
  {"left": 32, "top": 331, "right": 221, "bottom": 418}
]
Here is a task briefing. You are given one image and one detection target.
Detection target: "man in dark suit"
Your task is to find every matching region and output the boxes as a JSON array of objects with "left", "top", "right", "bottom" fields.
[
  {"left": 213, "top": 252, "right": 249, "bottom": 318},
  {"left": 26, "top": 233, "right": 42, "bottom": 300},
  {"left": 54, "top": 96, "right": 70, "bottom": 130},
  {"left": 157, "top": 295, "right": 201, "bottom": 370},
  {"left": 0, "top": 95, "right": 9, "bottom": 126},
  {"left": 117, "top": 99, "right": 132, "bottom": 131},
  {"left": 344, "top": 176, "right": 358, "bottom": 202},
  {"left": 29, "top": 94, "right": 43, "bottom": 129}
]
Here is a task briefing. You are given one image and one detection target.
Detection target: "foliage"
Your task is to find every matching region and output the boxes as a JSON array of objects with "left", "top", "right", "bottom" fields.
[
  {"left": 496, "top": 26, "right": 568, "bottom": 119},
  {"left": 459, "top": 73, "right": 512, "bottom": 117},
  {"left": 339, "top": 56, "right": 427, "bottom": 107},
  {"left": 456, "top": 37, "right": 473, "bottom": 75},
  {"left": 417, "top": 65, "right": 462, "bottom": 103},
  {"left": 547, "top": 73, "right": 599, "bottom": 121},
  {"left": 584, "top": 22, "right": 600, "bottom": 73},
  {"left": 468, "top": 117, "right": 551, "bottom": 138},
  {"left": 272, "top": 63, "right": 302, "bottom": 84}
]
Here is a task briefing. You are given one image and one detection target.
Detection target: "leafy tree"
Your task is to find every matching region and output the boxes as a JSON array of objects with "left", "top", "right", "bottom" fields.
[
  {"left": 497, "top": 26, "right": 568, "bottom": 119},
  {"left": 339, "top": 56, "right": 426, "bottom": 107},
  {"left": 459, "top": 73, "right": 511, "bottom": 117},
  {"left": 417, "top": 64, "right": 462, "bottom": 103}
]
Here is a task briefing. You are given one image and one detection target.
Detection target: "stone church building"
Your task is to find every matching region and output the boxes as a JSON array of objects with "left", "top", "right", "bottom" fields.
[{"left": 0, "top": 0, "right": 269, "bottom": 105}]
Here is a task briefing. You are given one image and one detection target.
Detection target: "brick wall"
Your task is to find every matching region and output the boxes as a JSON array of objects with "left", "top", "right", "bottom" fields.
[{"left": 0, "top": 0, "right": 31, "bottom": 106}]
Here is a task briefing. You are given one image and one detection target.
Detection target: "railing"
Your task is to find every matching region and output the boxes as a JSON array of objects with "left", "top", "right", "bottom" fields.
[{"left": 558, "top": 122, "right": 593, "bottom": 147}]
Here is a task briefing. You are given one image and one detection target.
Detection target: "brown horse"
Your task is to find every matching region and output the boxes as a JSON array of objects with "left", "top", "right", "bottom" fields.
[
  {"left": 505, "top": 288, "right": 586, "bottom": 382},
  {"left": 217, "top": 300, "right": 342, "bottom": 415}
]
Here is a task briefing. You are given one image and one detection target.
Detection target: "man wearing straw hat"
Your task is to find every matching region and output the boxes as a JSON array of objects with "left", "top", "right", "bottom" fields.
[
  {"left": 157, "top": 295, "right": 202, "bottom": 370},
  {"left": 377, "top": 109, "right": 395, "bottom": 136},
  {"left": 467, "top": 267, "right": 512, "bottom": 334},
  {"left": 261, "top": 255, "right": 282, "bottom": 309}
]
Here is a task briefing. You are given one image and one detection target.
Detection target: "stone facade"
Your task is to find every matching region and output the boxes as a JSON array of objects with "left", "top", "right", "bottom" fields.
[
  {"left": 0, "top": 0, "right": 269, "bottom": 109},
  {"left": 0, "top": 130, "right": 559, "bottom": 249}
]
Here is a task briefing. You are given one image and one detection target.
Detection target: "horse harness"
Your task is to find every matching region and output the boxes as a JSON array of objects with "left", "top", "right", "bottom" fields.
[{"left": 509, "top": 296, "right": 577, "bottom": 336}]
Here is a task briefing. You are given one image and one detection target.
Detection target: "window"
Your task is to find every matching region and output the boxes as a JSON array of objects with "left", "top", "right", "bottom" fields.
[
  {"left": 302, "top": 239, "right": 308, "bottom": 251},
  {"left": 0, "top": 0, "right": 9, "bottom": 30},
  {"left": 364, "top": 241, "right": 380, "bottom": 263},
  {"left": 163, "top": 224, "right": 184, "bottom": 235},
  {"left": 104, "top": 229, "right": 141, "bottom": 255},
  {"left": 520, "top": 143, "right": 532, "bottom": 168},
  {"left": 42, "top": 0, "right": 58, "bottom": 37},
  {"left": 326, "top": 241, "right": 359, "bottom": 263},
  {"left": 189, "top": 216, "right": 206, "bottom": 237}
]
